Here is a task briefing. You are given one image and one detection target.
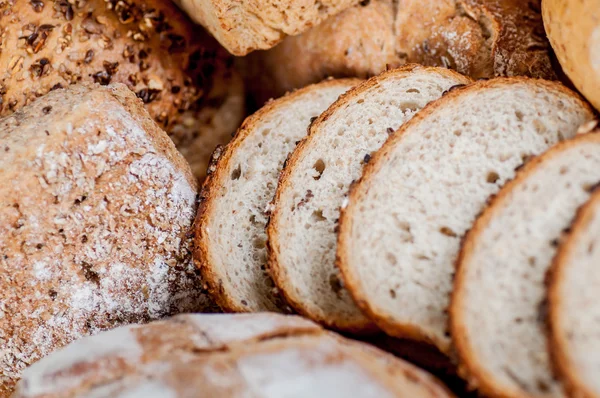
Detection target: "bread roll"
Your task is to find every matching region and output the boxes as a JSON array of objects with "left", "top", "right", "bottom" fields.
[
  {"left": 0, "top": 0, "right": 244, "bottom": 177},
  {"left": 0, "top": 83, "right": 214, "bottom": 395}
]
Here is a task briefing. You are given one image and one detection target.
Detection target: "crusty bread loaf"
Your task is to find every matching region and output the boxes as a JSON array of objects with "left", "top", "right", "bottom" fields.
[
  {"left": 543, "top": 0, "right": 600, "bottom": 112},
  {"left": 246, "top": 0, "right": 556, "bottom": 102},
  {"left": 173, "top": 0, "right": 360, "bottom": 56},
  {"left": 14, "top": 313, "right": 455, "bottom": 398},
  {"left": 549, "top": 172, "right": 600, "bottom": 398},
  {"left": 451, "top": 132, "right": 600, "bottom": 398},
  {"left": 0, "top": 83, "right": 214, "bottom": 395},
  {"left": 195, "top": 78, "right": 359, "bottom": 313},
  {"left": 0, "top": 0, "right": 244, "bottom": 178},
  {"left": 337, "top": 78, "right": 594, "bottom": 353},
  {"left": 267, "top": 65, "right": 472, "bottom": 333}
]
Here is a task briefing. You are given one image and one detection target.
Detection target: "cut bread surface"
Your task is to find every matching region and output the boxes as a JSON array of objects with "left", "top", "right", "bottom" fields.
[
  {"left": 452, "top": 133, "right": 600, "bottom": 398},
  {"left": 337, "top": 78, "right": 594, "bottom": 349},
  {"left": 195, "top": 79, "right": 359, "bottom": 313},
  {"left": 268, "top": 65, "right": 472, "bottom": 332}
]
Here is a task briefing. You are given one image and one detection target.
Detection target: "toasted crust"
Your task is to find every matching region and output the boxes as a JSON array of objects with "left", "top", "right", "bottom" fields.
[
  {"left": 194, "top": 78, "right": 361, "bottom": 313},
  {"left": 268, "top": 65, "right": 472, "bottom": 334},
  {"left": 336, "top": 77, "right": 593, "bottom": 353},
  {"left": 449, "top": 132, "right": 600, "bottom": 398},
  {"left": 547, "top": 161, "right": 600, "bottom": 398}
]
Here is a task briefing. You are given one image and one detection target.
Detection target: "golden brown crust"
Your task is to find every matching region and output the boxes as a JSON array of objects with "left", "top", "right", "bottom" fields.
[
  {"left": 0, "top": 0, "right": 244, "bottom": 177},
  {"left": 543, "top": 0, "right": 600, "bottom": 112},
  {"left": 194, "top": 78, "right": 361, "bottom": 314},
  {"left": 449, "top": 132, "right": 600, "bottom": 398}
]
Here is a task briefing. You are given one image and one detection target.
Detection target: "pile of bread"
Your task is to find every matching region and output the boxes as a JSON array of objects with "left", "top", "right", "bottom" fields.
[{"left": 1, "top": 0, "right": 599, "bottom": 397}]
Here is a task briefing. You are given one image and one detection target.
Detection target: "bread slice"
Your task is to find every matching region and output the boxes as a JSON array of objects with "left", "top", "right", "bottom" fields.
[
  {"left": 450, "top": 132, "right": 600, "bottom": 398},
  {"left": 15, "top": 313, "right": 455, "bottom": 398},
  {"left": 267, "top": 65, "right": 472, "bottom": 333},
  {"left": 337, "top": 78, "right": 594, "bottom": 350},
  {"left": 195, "top": 78, "right": 360, "bottom": 313}
]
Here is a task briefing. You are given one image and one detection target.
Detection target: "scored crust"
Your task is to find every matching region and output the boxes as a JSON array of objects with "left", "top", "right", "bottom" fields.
[
  {"left": 267, "top": 65, "right": 473, "bottom": 334},
  {"left": 450, "top": 132, "right": 600, "bottom": 398},
  {"left": 194, "top": 78, "right": 361, "bottom": 313},
  {"left": 336, "top": 77, "right": 594, "bottom": 351}
]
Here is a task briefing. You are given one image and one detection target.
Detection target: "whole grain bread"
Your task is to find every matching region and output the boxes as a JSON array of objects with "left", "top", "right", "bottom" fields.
[
  {"left": 246, "top": 0, "right": 556, "bottom": 102},
  {"left": 14, "top": 313, "right": 455, "bottom": 398},
  {"left": 543, "top": 0, "right": 600, "bottom": 112},
  {"left": 337, "top": 78, "right": 594, "bottom": 353},
  {"left": 451, "top": 132, "right": 600, "bottom": 398},
  {"left": 173, "top": 0, "right": 360, "bottom": 56},
  {"left": 195, "top": 78, "right": 359, "bottom": 313},
  {"left": 267, "top": 65, "right": 472, "bottom": 333},
  {"left": 549, "top": 169, "right": 600, "bottom": 398},
  {"left": 0, "top": 83, "right": 215, "bottom": 396},
  {"left": 0, "top": 0, "right": 245, "bottom": 178}
]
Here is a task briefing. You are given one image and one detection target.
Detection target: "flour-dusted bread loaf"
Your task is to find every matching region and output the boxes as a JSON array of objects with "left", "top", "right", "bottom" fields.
[
  {"left": 173, "top": 0, "right": 360, "bottom": 56},
  {"left": 14, "top": 313, "right": 455, "bottom": 398},
  {"left": 0, "top": 0, "right": 244, "bottom": 178},
  {"left": 267, "top": 65, "right": 472, "bottom": 333},
  {"left": 0, "top": 83, "right": 215, "bottom": 395},
  {"left": 549, "top": 171, "right": 600, "bottom": 398},
  {"left": 196, "top": 78, "right": 359, "bottom": 313},
  {"left": 246, "top": 0, "right": 556, "bottom": 102},
  {"left": 337, "top": 78, "right": 594, "bottom": 352},
  {"left": 543, "top": 0, "right": 600, "bottom": 111},
  {"left": 451, "top": 132, "right": 600, "bottom": 398}
]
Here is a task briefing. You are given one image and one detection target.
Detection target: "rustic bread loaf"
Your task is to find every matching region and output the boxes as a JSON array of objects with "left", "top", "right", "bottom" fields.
[
  {"left": 0, "top": 0, "right": 244, "bottom": 178},
  {"left": 337, "top": 78, "right": 594, "bottom": 353},
  {"left": 451, "top": 132, "right": 600, "bottom": 398},
  {"left": 196, "top": 78, "right": 359, "bottom": 313},
  {"left": 543, "top": 0, "right": 600, "bottom": 111},
  {"left": 0, "top": 83, "right": 214, "bottom": 395},
  {"left": 246, "top": 0, "right": 556, "bottom": 102},
  {"left": 14, "top": 313, "right": 455, "bottom": 398},
  {"left": 173, "top": 0, "right": 360, "bottom": 56},
  {"left": 549, "top": 169, "right": 600, "bottom": 398},
  {"left": 267, "top": 65, "right": 472, "bottom": 333}
]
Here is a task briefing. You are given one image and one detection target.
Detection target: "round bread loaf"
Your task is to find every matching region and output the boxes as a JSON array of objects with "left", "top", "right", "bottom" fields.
[
  {"left": 0, "top": 0, "right": 245, "bottom": 177},
  {"left": 0, "top": 83, "right": 214, "bottom": 395},
  {"left": 14, "top": 313, "right": 455, "bottom": 398},
  {"left": 543, "top": 0, "right": 600, "bottom": 112}
]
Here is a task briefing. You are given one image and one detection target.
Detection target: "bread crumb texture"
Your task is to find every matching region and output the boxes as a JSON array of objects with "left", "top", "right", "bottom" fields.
[{"left": 0, "top": 83, "right": 214, "bottom": 395}]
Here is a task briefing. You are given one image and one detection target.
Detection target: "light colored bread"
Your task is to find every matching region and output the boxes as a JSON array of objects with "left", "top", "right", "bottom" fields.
[
  {"left": 0, "top": 0, "right": 245, "bottom": 178},
  {"left": 549, "top": 174, "right": 600, "bottom": 398},
  {"left": 14, "top": 313, "right": 455, "bottom": 398},
  {"left": 267, "top": 65, "right": 472, "bottom": 333},
  {"left": 543, "top": 0, "right": 600, "bottom": 111},
  {"left": 195, "top": 78, "right": 359, "bottom": 313},
  {"left": 246, "top": 0, "right": 556, "bottom": 102},
  {"left": 337, "top": 78, "right": 594, "bottom": 353},
  {"left": 451, "top": 132, "right": 600, "bottom": 398},
  {"left": 173, "top": 0, "right": 360, "bottom": 56},
  {"left": 0, "top": 83, "right": 215, "bottom": 395}
]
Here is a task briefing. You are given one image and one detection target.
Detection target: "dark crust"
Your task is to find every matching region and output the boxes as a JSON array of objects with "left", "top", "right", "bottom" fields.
[
  {"left": 267, "top": 65, "right": 472, "bottom": 334},
  {"left": 193, "top": 78, "right": 362, "bottom": 314},
  {"left": 336, "top": 76, "right": 594, "bottom": 353},
  {"left": 547, "top": 164, "right": 600, "bottom": 398},
  {"left": 448, "top": 132, "right": 600, "bottom": 398}
]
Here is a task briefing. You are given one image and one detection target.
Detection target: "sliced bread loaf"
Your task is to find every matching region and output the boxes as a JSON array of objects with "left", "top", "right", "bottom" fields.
[
  {"left": 549, "top": 172, "right": 600, "bottom": 398},
  {"left": 195, "top": 78, "right": 360, "bottom": 313},
  {"left": 15, "top": 313, "right": 455, "bottom": 398},
  {"left": 267, "top": 65, "right": 472, "bottom": 333},
  {"left": 337, "top": 78, "right": 594, "bottom": 350},
  {"left": 451, "top": 132, "right": 600, "bottom": 398}
]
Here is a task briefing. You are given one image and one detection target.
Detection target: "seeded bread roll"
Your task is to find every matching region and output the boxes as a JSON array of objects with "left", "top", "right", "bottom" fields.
[
  {"left": 0, "top": 0, "right": 245, "bottom": 178},
  {"left": 0, "top": 83, "right": 214, "bottom": 395},
  {"left": 246, "top": 0, "right": 556, "bottom": 103},
  {"left": 14, "top": 313, "right": 455, "bottom": 398}
]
